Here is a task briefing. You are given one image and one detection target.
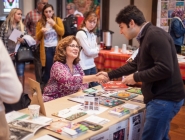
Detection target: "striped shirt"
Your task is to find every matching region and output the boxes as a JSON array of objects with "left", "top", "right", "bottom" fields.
[{"left": 24, "top": 9, "right": 41, "bottom": 37}]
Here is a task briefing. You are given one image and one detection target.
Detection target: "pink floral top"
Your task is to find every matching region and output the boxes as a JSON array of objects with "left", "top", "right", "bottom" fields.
[{"left": 43, "top": 61, "right": 88, "bottom": 102}]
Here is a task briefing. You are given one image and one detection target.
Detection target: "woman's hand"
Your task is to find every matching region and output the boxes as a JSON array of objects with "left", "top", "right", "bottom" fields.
[
  {"left": 47, "top": 18, "right": 56, "bottom": 26},
  {"left": 17, "top": 37, "right": 24, "bottom": 43},
  {"left": 41, "top": 27, "right": 48, "bottom": 33}
]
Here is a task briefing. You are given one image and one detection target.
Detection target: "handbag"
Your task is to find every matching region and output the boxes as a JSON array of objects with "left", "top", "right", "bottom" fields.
[{"left": 16, "top": 41, "right": 34, "bottom": 62}]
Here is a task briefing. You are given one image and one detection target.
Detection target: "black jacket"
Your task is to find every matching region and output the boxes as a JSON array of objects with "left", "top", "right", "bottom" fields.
[{"left": 108, "top": 23, "right": 185, "bottom": 104}]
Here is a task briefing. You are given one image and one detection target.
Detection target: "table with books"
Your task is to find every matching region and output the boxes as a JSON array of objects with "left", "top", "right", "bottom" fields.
[{"left": 13, "top": 83, "right": 146, "bottom": 140}]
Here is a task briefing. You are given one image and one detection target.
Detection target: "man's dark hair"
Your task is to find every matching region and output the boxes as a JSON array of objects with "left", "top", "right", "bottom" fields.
[{"left": 116, "top": 5, "right": 146, "bottom": 28}]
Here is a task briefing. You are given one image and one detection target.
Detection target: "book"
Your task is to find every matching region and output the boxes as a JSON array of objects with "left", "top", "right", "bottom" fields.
[
  {"left": 110, "top": 91, "right": 138, "bottom": 101},
  {"left": 6, "top": 111, "right": 29, "bottom": 123},
  {"left": 102, "top": 81, "right": 128, "bottom": 90},
  {"left": 52, "top": 109, "right": 87, "bottom": 121},
  {"left": 9, "top": 120, "right": 47, "bottom": 140},
  {"left": 109, "top": 106, "right": 130, "bottom": 117},
  {"left": 122, "top": 103, "right": 140, "bottom": 110},
  {"left": 126, "top": 87, "right": 142, "bottom": 95},
  {"left": 45, "top": 119, "right": 88, "bottom": 138},
  {"left": 77, "top": 121, "right": 103, "bottom": 131}
]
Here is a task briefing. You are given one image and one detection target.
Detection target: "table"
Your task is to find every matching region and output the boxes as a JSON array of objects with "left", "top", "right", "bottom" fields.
[
  {"left": 94, "top": 49, "right": 131, "bottom": 70},
  {"left": 19, "top": 86, "right": 145, "bottom": 140},
  {"left": 95, "top": 49, "right": 185, "bottom": 80}
]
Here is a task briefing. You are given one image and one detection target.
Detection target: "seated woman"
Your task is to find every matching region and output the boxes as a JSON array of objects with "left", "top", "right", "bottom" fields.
[{"left": 43, "top": 36, "right": 104, "bottom": 102}]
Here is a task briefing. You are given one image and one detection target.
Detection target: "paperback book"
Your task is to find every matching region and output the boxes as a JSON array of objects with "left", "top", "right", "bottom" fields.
[
  {"left": 109, "top": 106, "right": 130, "bottom": 117},
  {"left": 9, "top": 120, "right": 47, "bottom": 140},
  {"left": 110, "top": 91, "right": 138, "bottom": 101},
  {"left": 102, "top": 81, "right": 128, "bottom": 90}
]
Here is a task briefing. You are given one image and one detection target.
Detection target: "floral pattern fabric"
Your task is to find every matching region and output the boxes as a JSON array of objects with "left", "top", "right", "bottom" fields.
[{"left": 43, "top": 61, "right": 88, "bottom": 102}]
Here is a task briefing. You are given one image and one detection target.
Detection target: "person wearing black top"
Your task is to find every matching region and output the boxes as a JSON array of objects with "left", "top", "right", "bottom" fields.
[{"left": 98, "top": 5, "right": 185, "bottom": 140}]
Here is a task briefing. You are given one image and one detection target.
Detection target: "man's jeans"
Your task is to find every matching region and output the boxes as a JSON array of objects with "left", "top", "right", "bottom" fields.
[{"left": 142, "top": 99, "right": 184, "bottom": 140}]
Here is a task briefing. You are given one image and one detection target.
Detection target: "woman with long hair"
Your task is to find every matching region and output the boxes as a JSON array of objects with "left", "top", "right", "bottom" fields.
[
  {"left": 43, "top": 36, "right": 104, "bottom": 102},
  {"left": 36, "top": 4, "right": 64, "bottom": 86},
  {"left": 76, "top": 11, "right": 99, "bottom": 88},
  {"left": 0, "top": 8, "right": 26, "bottom": 86}
]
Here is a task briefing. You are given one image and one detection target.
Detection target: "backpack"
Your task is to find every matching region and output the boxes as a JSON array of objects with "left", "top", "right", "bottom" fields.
[{"left": 63, "top": 14, "right": 77, "bottom": 37}]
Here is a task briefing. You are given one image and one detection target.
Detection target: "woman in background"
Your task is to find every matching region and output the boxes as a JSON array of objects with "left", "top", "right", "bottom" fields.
[
  {"left": 170, "top": 9, "right": 185, "bottom": 54},
  {"left": 76, "top": 11, "right": 99, "bottom": 88},
  {"left": 43, "top": 36, "right": 104, "bottom": 102},
  {"left": 0, "top": 8, "right": 26, "bottom": 87},
  {"left": 36, "top": 4, "right": 64, "bottom": 86}
]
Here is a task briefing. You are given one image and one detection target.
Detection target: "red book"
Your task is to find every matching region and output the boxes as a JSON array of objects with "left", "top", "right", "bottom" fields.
[{"left": 102, "top": 81, "right": 128, "bottom": 90}]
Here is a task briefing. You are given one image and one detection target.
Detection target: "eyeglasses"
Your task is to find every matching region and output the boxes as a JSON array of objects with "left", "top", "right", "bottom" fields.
[
  {"left": 68, "top": 44, "right": 81, "bottom": 49},
  {"left": 66, "top": 8, "right": 71, "bottom": 11},
  {"left": 42, "top": 2, "right": 48, "bottom": 5}
]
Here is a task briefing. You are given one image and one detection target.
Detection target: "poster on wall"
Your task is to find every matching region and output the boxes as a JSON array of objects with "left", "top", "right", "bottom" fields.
[
  {"left": 157, "top": 0, "right": 185, "bottom": 32},
  {"left": 3, "top": 0, "right": 19, "bottom": 12},
  {"left": 66, "top": 0, "right": 101, "bottom": 36}
]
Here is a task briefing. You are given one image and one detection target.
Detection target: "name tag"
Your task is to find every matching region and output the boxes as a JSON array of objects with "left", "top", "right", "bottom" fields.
[{"left": 73, "top": 74, "right": 81, "bottom": 76}]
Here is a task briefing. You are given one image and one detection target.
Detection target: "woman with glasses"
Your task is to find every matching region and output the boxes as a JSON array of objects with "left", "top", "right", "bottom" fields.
[
  {"left": 36, "top": 4, "right": 64, "bottom": 86},
  {"left": 76, "top": 11, "right": 99, "bottom": 88},
  {"left": 43, "top": 36, "right": 105, "bottom": 102}
]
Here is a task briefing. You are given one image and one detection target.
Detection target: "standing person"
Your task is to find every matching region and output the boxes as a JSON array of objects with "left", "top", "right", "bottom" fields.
[
  {"left": 0, "top": 8, "right": 26, "bottom": 87},
  {"left": 24, "top": 0, "right": 48, "bottom": 83},
  {"left": 76, "top": 11, "right": 99, "bottom": 88},
  {"left": 169, "top": 8, "right": 185, "bottom": 54},
  {"left": 36, "top": 4, "right": 64, "bottom": 86},
  {"left": 0, "top": 40, "right": 22, "bottom": 140},
  {"left": 66, "top": 3, "right": 83, "bottom": 17},
  {"left": 98, "top": 5, "right": 185, "bottom": 140}
]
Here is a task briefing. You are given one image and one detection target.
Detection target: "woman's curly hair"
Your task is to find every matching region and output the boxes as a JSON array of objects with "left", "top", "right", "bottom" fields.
[{"left": 54, "top": 36, "right": 81, "bottom": 65}]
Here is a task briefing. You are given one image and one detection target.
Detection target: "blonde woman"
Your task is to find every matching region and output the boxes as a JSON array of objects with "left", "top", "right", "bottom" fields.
[
  {"left": 0, "top": 8, "right": 26, "bottom": 85},
  {"left": 36, "top": 4, "right": 64, "bottom": 85}
]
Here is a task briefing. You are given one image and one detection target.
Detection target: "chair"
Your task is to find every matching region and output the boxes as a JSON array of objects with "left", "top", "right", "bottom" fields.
[{"left": 28, "top": 78, "right": 46, "bottom": 116}]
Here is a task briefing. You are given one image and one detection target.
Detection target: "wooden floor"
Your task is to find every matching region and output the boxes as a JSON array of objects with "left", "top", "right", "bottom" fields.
[{"left": 24, "top": 63, "right": 185, "bottom": 140}]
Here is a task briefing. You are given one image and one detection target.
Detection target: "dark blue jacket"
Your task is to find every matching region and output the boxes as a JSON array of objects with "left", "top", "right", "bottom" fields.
[{"left": 170, "top": 17, "right": 185, "bottom": 46}]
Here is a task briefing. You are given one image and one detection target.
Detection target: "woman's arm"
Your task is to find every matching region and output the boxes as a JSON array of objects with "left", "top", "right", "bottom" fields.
[
  {"left": 36, "top": 22, "right": 44, "bottom": 41},
  {"left": 76, "top": 31, "right": 99, "bottom": 57},
  {"left": 53, "top": 17, "right": 65, "bottom": 37}
]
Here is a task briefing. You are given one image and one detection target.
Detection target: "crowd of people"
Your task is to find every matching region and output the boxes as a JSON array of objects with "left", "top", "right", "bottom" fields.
[{"left": 0, "top": 0, "right": 184, "bottom": 140}]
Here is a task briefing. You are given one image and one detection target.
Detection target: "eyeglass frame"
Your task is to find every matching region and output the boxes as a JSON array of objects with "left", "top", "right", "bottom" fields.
[{"left": 68, "top": 44, "right": 81, "bottom": 49}]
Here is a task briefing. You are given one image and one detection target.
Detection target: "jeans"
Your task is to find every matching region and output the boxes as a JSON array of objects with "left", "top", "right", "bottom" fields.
[
  {"left": 84, "top": 67, "right": 99, "bottom": 88},
  {"left": 142, "top": 99, "right": 184, "bottom": 140},
  {"left": 15, "top": 60, "right": 25, "bottom": 76},
  {"left": 42, "top": 47, "right": 56, "bottom": 84}
]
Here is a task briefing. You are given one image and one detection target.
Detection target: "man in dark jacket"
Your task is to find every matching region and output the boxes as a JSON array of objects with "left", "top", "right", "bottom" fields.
[{"left": 98, "top": 5, "right": 185, "bottom": 140}]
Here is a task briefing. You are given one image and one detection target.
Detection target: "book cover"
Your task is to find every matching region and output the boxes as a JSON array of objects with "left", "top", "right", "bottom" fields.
[
  {"left": 110, "top": 92, "right": 138, "bottom": 101},
  {"left": 45, "top": 119, "right": 88, "bottom": 138},
  {"left": 102, "top": 81, "right": 128, "bottom": 90},
  {"left": 9, "top": 120, "right": 47, "bottom": 140},
  {"left": 109, "top": 106, "right": 130, "bottom": 117}
]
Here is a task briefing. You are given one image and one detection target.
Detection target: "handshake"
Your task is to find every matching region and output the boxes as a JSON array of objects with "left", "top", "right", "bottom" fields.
[
  {"left": 95, "top": 71, "right": 110, "bottom": 84},
  {"left": 95, "top": 72, "right": 136, "bottom": 85}
]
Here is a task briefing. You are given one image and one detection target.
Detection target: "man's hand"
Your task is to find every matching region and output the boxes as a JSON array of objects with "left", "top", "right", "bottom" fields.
[
  {"left": 96, "top": 71, "right": 109, "bottom": 83},
  {"left": 96, "top": 74, "right": 109, "bottom": 84},
  {"left": 122, "top": 74, "right": 136, "bottom": 85}
]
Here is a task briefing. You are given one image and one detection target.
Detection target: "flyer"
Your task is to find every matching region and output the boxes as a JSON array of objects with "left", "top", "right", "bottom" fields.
[{"left": 128, "top": 112, "right": 144, "bottom": 140}]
